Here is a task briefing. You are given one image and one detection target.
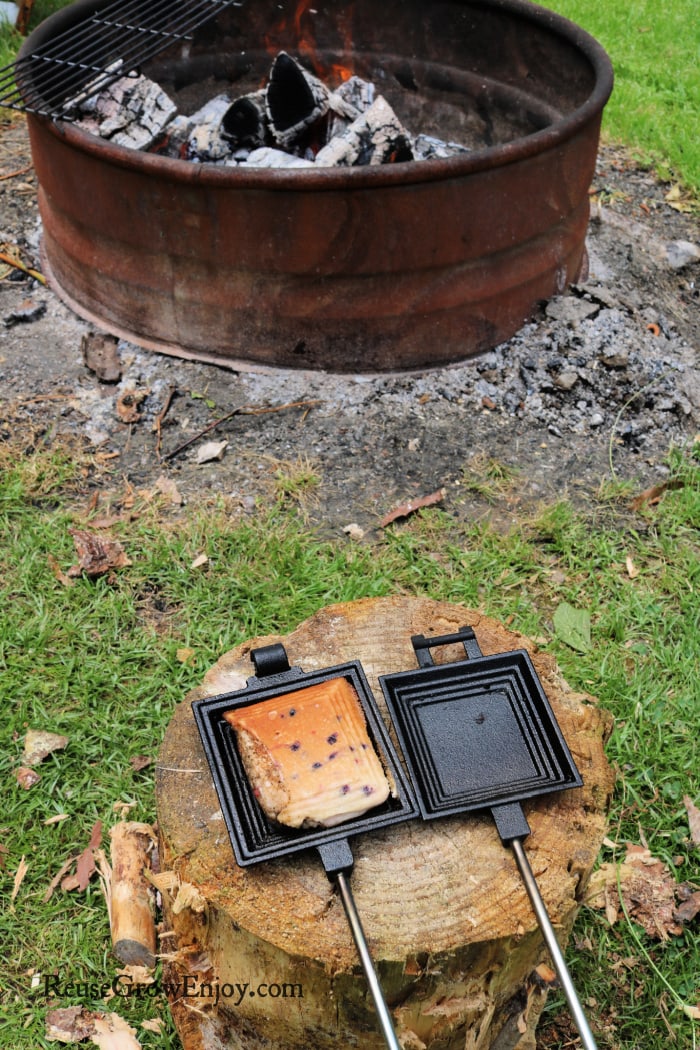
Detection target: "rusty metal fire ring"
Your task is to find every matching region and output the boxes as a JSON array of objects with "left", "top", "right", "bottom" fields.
[{"left": 19, "top": 0, "right": 614, "bottom": 372}]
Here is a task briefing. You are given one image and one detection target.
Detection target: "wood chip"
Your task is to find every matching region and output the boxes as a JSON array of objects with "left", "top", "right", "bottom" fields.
[{"left": 81, "top": 332, "right": 122, "bottom": 383}]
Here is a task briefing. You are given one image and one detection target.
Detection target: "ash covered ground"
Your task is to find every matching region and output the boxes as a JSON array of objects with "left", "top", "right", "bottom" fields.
[{"left": 0, "top": 119, "right": 698, "bottom": 529}]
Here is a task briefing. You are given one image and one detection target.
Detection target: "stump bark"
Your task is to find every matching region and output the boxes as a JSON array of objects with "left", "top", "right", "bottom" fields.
[{"left": 156, "top": 597, "right": 614, "bottom": 1050}]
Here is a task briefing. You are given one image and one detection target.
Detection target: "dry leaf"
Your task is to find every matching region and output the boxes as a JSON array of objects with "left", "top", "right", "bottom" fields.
[
  {"left": 674, "top": 888, "right": 700, "bottom": 924},
  {"left": 23, "top": 729, "right": 69, "bottom": 767},
  {"left": 81, "top": 332, "right": 122, "bottom": 384},
  {"left": 631, "top": 478, "right": 685, "bottom": 511},
  {"left": 153, "top": 475, "right": 183, "bottom": 506},
  {"left": 44, "top": 855, "right": 78, "bottom": 903},
  {"left": 11, "top": 855, "right": 28, "bottom": 901},
  {"left": 129, "top": 755, "right": 152, "bottom": 772},
  {"left": 683, "top": 1004, "right": 700, "bottom": 1021},
  {"left": 190, "top": 553, "right": 208, "bottom": 568},
  {"left": 44, "top": 814, "right": 70, "bottom": 826},
  {"left": 47, "top": 552, "right": 76, "bottom": 588},
  {"left": 584, "top": 844, "right": 683, "bottom": 939},
  {"left": 140, "top": 1019, "right": 162, "bottom": 1034},
  {"left": 342, "top": 523, "right": 365, "bottom": 540},
  {"left": 625, "top": 556, "right": 639, "bottom": 579},
  {"left": 45, "top": 1005, "right": 96, "bottom": 1043},
  {"left": 116, "top": 389, "right": 147, "bottom": 424},
  {"left": 665, "top": 184, "right": 695, "bottom": 213},
  {"left": 91, "top": 1012, "right": 142, "bottom": 1050},
  {"left": 176, "top": 647, "right": 196, "bottom": 665},
  {"left": 68, "top": 530, "right": 132, "bottom": 578},
  {"left": 684, "top": 796, "right": 700, "bottom": 846},
  {"left": 14, "top": 765, "right": 41, "bottom": 789},
  {"left": 379, "top": 487, "right": 446, "bottom": 527},
  {"left": 195, "top": 439, "right": 228, "bottom": 464},
  {"left": 62, "top": 821, "right": 103, "bottom": 893}
]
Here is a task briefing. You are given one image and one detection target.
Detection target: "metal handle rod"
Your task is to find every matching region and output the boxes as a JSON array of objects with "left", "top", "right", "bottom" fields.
[
  {"left": 510, "top": 837, "right": 598, "bottom": 1050},
  {"left": 335, "top": 870, "right": 402, "bottom": 1050}
]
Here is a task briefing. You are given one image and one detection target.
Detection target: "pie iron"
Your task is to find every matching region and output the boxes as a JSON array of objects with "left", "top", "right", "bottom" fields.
[
  {"left": 192, "top": 642, "right": 419, "bottom": 1050},
  {"left": 379, "top": 626, "right": 598, "bottom": 1050}
]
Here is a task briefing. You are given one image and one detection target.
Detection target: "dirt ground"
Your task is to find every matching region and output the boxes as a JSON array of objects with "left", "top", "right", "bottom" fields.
[{"left": 0, "top": 117, "right": 697, "bottom": 529}]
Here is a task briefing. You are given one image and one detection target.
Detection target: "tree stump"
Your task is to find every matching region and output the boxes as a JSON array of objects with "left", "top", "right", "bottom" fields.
[{"left": 156, "top": 597, "right": 614, "bottom": 1050}]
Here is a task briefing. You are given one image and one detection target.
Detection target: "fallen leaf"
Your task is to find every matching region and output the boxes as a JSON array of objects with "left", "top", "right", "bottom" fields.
[
  {"left": 44, "top": 814, "right": 70, "bottom": 826},
  {"left": 81, "top": 332, "right": 122, "bottom": 384},
  {"left": 665, "top": 184, "right": 695, "bottom": 213},
  {"left": 11, "top": 855, "right": 28, "bottom": 901},
  {"left": 116, "top": 389, "right": 148, "bottom": 424},
  {"left": 44, "top": 855, "right": 79, "bottom": 903},
  {"left": 176, "top": 647, "right": 196, "bottom": 665},
  {"left": 23, "top": 729, "right": 69, "bottom": 767},
  {"left": 584, "top": 844, "right": 683, "bottom": 939},
  {"left": 631, "top": 478, "right": 685, "bottom": 511},
  {"left": 195, "top": 439, "right": 228, "bottom": 464},
  {"left": 379, "top": 487, "right": 447, "bottom": 527},
  {"left": 115, "top": 965, "right": 155, "bottom": 988},
  {"left": 61, "top": 821, "right": 102, "bottom": 893},
  {"left": 45, "top": 1005, "right": 96, "bottom": 1043},
  {"left": 129, "top": 755, "right": 152, "bottom": 772},
  {"left": 684, "top": 796, "right": 700, "bottom": 846},
  {"left": 92, "top": 1011, "right": 142, "bottom": 1050},
  {"left": 68, "top": 530, "right": 132, "bottom": 578},
  {"left": 14, "top": 765, "right": 41, "bottom": 789},
  {"left": 47, "top": 552, "right": 76, "bottom": 587},
  {"left": 683, "top": 1004, "right": 700, "bottom": 1021},
  {"left": 342, "top": 523, "right": 365, "bottom": 540},
  {"left": 190, "top": 553, "right": 208, "bottom": 569},
  {"left": 553, "top": 602, "right": 591, "bottom": 652},
  {"left": 140, "top": 1019, "right": 162, "bottom": 1034},
  {"left": 625, "top": 556, "right": 639, "bottom": 579},
  {"left": 153, "top": 475, "right": 183, "bottom": 506},
  {"left": 674, "top": 888, "right": 700, "bottom": 924}
]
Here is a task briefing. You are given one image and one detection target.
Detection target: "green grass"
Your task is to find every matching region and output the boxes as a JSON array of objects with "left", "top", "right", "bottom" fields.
[
  {"left": 545, "top": 0, "right": 700, "bottom": 193},
  {"left": 1, "top": 0, "right": 699, "bottom": 193},
  {"left": 0, "top": 434, "right": 698, "bottom": 1049}
]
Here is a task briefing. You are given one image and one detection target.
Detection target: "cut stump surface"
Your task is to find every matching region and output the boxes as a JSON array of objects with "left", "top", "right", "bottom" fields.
[{"left": 156, "top": 596, "right": 614, "bottom": 1050}]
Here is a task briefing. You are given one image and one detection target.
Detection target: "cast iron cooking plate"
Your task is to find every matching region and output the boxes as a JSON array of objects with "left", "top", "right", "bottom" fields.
[
  {"left": 379, "top": 626, "right": 598, "bottom": 1050},
  {"left": 192, "top": 642, "right": 418, "bottom": 1050}
]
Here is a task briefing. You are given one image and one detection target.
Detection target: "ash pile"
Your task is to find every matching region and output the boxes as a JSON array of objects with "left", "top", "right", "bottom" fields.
[{"left": 68, "top": 51, "right": 470, "bottom": 168}]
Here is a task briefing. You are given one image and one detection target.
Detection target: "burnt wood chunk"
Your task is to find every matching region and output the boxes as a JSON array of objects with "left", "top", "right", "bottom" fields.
[
  {"left": 156, "top": 596, "right": 613, "bottom": 1050},
  {"left": 266, "top": 51, "right": 330, "bottom": 148},
  {"left": 72, "top": 71, "right": 177, "bottom": 151},
  {"left": 315, "top": 95, "right": 414, "bottom": 167},
  {"left": 221, "top": 90, "right": 268, "bottom": 148}
]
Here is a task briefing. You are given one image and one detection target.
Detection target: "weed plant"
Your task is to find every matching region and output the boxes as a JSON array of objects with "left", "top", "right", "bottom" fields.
[{"left": 0, "top": 435, "right": 698, "bottom": 1048}]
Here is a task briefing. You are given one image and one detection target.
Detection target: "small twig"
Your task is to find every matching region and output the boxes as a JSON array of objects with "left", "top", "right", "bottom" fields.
[
  {"left": 0, "top": 249, "right": 46, "bottom": 284},
  {"left": 0, "top": 163, "right": 32, "bottom": 181},
  {"left": 153, "top": 384, "right": 177, "bottom": 459},
  {"left": 162, "top": 399, "right": 321, "bottom": 461}
]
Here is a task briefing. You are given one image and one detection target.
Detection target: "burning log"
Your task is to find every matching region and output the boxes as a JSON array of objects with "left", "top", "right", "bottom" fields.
[{"left": 315, "top": 95, "right": 413, "bottom": 167}]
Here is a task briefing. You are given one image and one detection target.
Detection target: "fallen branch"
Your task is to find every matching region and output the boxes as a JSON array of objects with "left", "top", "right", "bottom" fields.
[
  {"left": 163, "top": 399, "right": 322, "bottom": 461},
  {"left": 379, "top": 487, "right": 447, "bottom": 527},
  {"left": 0, "top": 250, "right": 45, "bottom": 284}
]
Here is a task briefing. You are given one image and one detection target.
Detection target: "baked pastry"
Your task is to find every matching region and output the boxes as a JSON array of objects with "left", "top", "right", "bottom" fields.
[{"left": 224, "top": 677, "right": 391, "bottom": 828}]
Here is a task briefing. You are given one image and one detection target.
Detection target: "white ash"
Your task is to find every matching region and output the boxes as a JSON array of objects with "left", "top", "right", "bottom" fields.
[
  {"left": 184, "top": 94, "right": 235, "bottom": 162},
  {"left": 243, "top": 147, "right": 316, "bottom": 169},
  {"left": 72, "top": 71, "right": 177, "bottom": 151},
  {"left": 315, "top": 95, "right": 413, "bottom": 167}
]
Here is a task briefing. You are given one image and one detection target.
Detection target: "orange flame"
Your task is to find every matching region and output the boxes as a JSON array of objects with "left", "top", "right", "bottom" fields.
[{"left": 264, "top": 0, "right": 355, "bottom": 86}]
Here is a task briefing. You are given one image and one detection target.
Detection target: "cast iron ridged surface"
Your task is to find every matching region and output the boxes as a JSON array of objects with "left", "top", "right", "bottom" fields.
[
  {"left": 0, "top": 0, "right": 238, "bottom": 118},
  {"left": 379, "top": 649, "right": 582, "bottom": 819}
]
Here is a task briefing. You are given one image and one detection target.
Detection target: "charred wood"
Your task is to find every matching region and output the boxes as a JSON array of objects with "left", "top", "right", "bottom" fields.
[{"left": 315, "top": 95, "right": 413, "bottom": 167}]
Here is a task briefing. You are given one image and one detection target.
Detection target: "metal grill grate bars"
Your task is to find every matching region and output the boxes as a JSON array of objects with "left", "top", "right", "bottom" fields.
[{"left": 0, "top": 0, "right": 239, "bottom": 118}]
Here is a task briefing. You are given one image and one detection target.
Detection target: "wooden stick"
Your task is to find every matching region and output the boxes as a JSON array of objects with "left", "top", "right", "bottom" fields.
[
  {"left": 109, "top": 822, "right": 157, "bottom": 968},
  {"left": 163, "top": 399, "right": 321, "bottom": 461}
]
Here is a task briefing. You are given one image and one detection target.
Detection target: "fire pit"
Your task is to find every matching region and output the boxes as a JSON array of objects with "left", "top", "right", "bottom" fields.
[{"left": 19, "top": 0, "right": 613, "bottom": 372}]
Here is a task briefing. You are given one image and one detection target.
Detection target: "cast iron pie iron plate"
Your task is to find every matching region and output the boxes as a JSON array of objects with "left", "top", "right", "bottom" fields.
[
  {"left": 379, "top": 626, "right": 598, "bottom": 1050},
  {"left": 192, "top": 642, "right": 419, "bottom": 1050}
]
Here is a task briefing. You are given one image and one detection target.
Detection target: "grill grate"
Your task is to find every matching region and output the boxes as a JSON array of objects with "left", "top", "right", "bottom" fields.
[{"left": 0, "top": 0, "right": 239, "bottom": 119}]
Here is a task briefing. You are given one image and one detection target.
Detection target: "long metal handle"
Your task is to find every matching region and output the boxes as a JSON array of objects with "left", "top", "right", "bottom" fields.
[
  {"left": 335, "top": 870, "right": 402, "bottom": 1050},
  {"left": 510, "top": 837, "right": 598, "bottom": 1050}
]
